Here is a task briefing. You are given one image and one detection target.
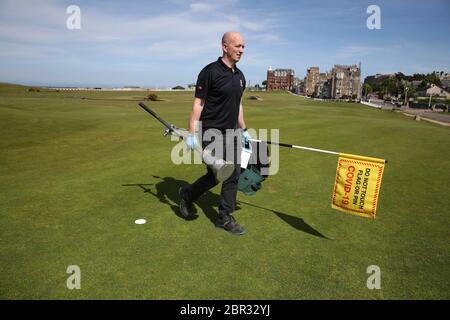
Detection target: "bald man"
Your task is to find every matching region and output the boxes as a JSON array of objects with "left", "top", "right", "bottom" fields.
[{"left": 179, "top": 32, "right": 249, "bottom": 235}]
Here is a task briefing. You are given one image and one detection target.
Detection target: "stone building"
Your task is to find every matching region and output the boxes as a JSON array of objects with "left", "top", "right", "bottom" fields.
[
  {"left": 303, "top": 67, "right": 332, "bottom": 97},
  {"left": 316, "top": 72, "right": 330, "bottom": 98},
  {"left": 436, "top": 71, "right": 450, "bottom": 90},
  {"left": 292, "top": 77, "right": 304, "bottom": 94},
  {"left": 266, "top": 66, "right": 295, "bottom": 91},
  {"left": 304, "top": 67, "right": 320, "bottom": 96},
  {"left": 330, "top": 63, "right": 362, "bottom": 99},
  {"left": 426, "top": 84, "right": 450, "bottom": 99}
]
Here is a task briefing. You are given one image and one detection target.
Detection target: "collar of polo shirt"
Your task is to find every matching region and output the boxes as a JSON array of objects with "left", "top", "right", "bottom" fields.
[{"left": 218, "top": 57, "right": 238, "bottom": 73}]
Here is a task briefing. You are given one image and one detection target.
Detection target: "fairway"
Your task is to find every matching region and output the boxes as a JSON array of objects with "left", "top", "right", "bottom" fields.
[{"left": 0, "top": 83, "right": 449, "bottom": 299}]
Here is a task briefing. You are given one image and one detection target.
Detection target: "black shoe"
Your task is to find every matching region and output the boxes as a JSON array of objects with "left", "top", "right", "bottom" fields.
[
  {"left": 216, "top": 214, "right": 246, "bottom": 235},
  {"left": 179, "top": 187, "right": 195, "bottom": 219}
]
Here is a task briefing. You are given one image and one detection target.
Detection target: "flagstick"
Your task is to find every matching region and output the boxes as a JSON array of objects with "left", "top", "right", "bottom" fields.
[
  {"left": 250, "top": 138, "right": 388, "bottom": 163},
  {"left": 249, "top": 138, "right": 339, "bottom": 155}
]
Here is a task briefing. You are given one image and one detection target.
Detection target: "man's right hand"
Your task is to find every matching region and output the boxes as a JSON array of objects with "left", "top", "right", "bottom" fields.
[{"left": 185, "top": 133, "right": 199, "bottom": 151}]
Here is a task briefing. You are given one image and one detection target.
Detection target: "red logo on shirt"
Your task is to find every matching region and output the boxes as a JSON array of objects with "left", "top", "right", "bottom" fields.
[{"left": 197, "top": 85, "right": 203, "bottom": 90}]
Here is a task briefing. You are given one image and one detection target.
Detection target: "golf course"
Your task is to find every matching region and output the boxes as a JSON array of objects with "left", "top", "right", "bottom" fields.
[{"left": 0, "top": 82, "right": 448, "bottom": 299}]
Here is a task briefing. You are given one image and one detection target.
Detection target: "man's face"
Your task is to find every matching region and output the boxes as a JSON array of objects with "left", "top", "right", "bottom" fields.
[{"left": 223, "top": 34, "right": 245, "bottom": 63}]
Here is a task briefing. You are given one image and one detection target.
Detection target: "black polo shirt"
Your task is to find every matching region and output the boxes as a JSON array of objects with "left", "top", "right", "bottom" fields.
[{"left": 195, "top": 57, "right": 246, "bottom": 130}]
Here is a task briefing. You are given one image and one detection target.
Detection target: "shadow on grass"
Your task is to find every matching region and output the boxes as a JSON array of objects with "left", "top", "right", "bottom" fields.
[
  {"left": 122, "top": 175, "right": 217, "bottom": 223},
  {"left": 238, "top": 201, "right": 329, "bottom": 240},
  {"left": 123, "top": 175, "right": 328, "bottom": 239}
]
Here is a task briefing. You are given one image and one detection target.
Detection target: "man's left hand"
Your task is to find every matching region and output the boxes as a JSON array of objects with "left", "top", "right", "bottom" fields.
[{"left": 242, "top": 129, "right": 252, "bottom": 151}]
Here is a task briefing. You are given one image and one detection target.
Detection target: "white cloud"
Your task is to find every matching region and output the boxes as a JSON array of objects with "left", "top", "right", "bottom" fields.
[
  {"left": 0, "top": 0, "right": 278, "bottom": 58},
  {"left": 249, "top": 32, "right": 284, "bottom": 43},
  {"left": 0, "top": 0, "right": 283, "bottom": 86},
  {"left": 334, "top": 46, "right": 388, "bottom": 59},
  {"left": 190, "top": 3, "right": 216, "bottom": 13},
  {"left": 0, "top": 0, "right": 66, "bottom": 27},
  {"left": 240, "top": 52, "right": 272, "bottom": 68}
]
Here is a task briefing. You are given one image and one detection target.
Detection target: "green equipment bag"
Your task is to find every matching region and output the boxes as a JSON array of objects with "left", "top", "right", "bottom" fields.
[
  {"left": 238, "top": 165, "right": 265, "bottom": 196},
  {"left": 238, "top": 141, "right": 269, "bottom": 196}
]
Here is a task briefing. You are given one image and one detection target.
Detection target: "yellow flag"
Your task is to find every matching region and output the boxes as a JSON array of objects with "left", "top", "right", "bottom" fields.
[{"left": 331, "top": 153, "right": 386, "bottom": 218}]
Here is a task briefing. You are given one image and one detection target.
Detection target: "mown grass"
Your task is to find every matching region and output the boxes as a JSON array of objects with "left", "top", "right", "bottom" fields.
[{"left": 0, "top": 83, "right": 449, "bottom": 299}]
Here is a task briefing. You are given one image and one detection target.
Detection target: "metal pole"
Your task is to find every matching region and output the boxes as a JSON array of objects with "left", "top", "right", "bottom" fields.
[
  {"left": 249, "top": 139, "right": 339, "bottom": 155},
  {"left": 404, "top": 87, "right": 408, "bottom": 106}
]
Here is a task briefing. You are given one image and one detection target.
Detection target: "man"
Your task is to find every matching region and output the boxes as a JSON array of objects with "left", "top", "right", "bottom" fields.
[{"left": 179, "top": 31, "right": 251, "bottom": 235}]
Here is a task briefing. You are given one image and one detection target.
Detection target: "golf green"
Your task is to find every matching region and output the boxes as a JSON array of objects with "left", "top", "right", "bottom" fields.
[{"left": 0, "top": 83, "right": 448, "bottom": 299}]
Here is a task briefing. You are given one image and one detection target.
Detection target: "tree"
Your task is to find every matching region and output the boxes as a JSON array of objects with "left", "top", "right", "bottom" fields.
[
  {"left": 399, "top": 82, "right": 415, "bottom": 100},
  {"left": 262, "top": 80, "right": 267, "bottom": 90},
  {"left": 417, "top": 80, "right": 428, "bottom": 92},
  {"left": 381, "top": 77, "right": 398, "bottom": 97},
  {"left": 424, "top": 73, "right": 442, "bottom": 87},
  {"left": 395, "top": 72, "right": 406, "bottom": 81},
  {"left": 363, "top": 83, "right": 373, "bottom": 97},
  {"left": 415, "top": 73, "right": 442, "bottom": 92},
  {"left": 412, "top": 73, "right": 426, "bottom": 81}
]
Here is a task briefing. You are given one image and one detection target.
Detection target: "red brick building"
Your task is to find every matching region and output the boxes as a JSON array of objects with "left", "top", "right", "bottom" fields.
[{"left": 266, "top": 66, "right": 295, "bottom": 91}]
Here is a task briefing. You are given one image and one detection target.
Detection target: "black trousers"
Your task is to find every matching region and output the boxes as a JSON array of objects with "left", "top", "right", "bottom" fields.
[{"left": 183, "top": 129, "right": 242, "bottom": 216}]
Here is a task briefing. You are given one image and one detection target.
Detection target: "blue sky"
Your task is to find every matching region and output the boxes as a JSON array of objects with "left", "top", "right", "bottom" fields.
[{"left": 0, "top": 0, "right": 449, "bottom": 88}]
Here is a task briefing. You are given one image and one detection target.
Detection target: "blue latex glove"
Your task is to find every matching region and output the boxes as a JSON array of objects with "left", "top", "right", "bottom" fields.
[
  {"left": 242, "top": 129, "right": 252, "bottom": 152},
  {"left": 185, "top": 133, "right": 199, "bottom": 151}
]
